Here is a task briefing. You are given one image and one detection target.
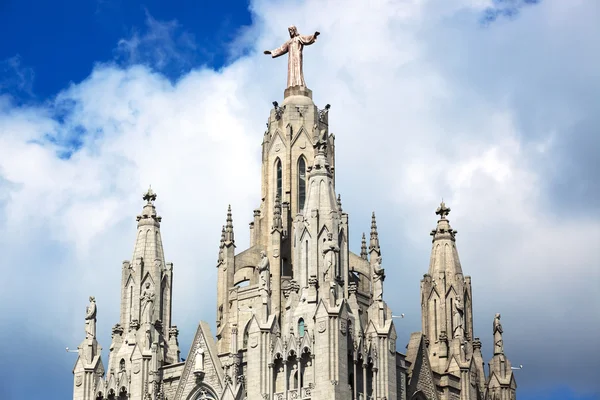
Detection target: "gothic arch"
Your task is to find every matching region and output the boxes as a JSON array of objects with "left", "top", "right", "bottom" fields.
[
  {"left": 187, "top": 383, "right": 218, "bottom": 400},
  {"left": 297, "top": 155, "right": 307, "bottom": 213},
  {"left": 411, "top": 391, "right": 429, "bottom": 400},
  {"left": 274, "top": 157, "right": 283, "bottom": 201}
]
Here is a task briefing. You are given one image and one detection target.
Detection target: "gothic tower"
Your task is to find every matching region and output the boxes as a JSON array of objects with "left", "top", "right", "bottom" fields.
[
  {"left": 213, "top": 27, "right": 403, "bottom": 398},
  {"left": 72, "top": 189, "right": 180, "bottom": 400},
  {"left": 406, "top": 203, "right": 517, "bottom": 400}
]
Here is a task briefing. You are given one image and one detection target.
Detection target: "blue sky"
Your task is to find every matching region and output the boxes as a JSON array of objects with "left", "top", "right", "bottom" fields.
[{"left": 0, "top": 0, "right": 599, "bottom": 399}]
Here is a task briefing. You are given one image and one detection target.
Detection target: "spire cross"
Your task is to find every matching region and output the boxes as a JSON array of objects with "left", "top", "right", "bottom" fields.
[
  {"left": 435, "top": 201, "right": 451, "bottom": 220},
  {"left": 143, "top": 186, "right": 157, "bottom": 204}
]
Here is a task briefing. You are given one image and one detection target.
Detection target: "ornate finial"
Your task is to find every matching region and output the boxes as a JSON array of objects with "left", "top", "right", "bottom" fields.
[
  {"left": 143, "top": 186, "right": 157, "bottom": 204},
  {"left": 137, "top": 185, "right": 161, "bottom": 225},
  {"left": 337, "top": 194, "right": 342, "bottom": 212},
  {"left": 436, "top": 201, "right": 451, "bottom": 220},
  {"left": 220, "top": 226, "right": 226, "bottom": 245},
  {"left": 224, "top": 205, "right": 235, "bottom": 244},
  {"left": 360, "top": 233, "right": 368, "bottom": 259},
  {"left": 369, "top": 212, "right": 381, "bottom": 254}
]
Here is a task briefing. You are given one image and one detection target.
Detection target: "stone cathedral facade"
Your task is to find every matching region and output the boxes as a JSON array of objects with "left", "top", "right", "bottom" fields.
[{"left": 71, "top": 29, "right": 517, "bottom": 400}]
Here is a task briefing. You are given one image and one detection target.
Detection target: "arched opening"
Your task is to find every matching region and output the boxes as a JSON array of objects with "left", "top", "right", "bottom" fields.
[
  {"left": 128, "top": 285, "right": 133, "bottom": 322},
  {"left": 275, "top": 158, "right": 282, "bottom": 201},
  {"left": 298, "top": 318, "right": 305, "bottom": 338},
  {"left": 366, "top": 358, "right": 374, "bottom": 398},
  {"left": 194, "top": 385, "right": 218, "bottom": 399},
  {"left": 96, "top": 392, "right": 104, "bottom": 400},
  {"left": 243, "top": 323, "right": 250, "bottom": 348},
  {"left": 297, "top": 156, "right": 306, "bottom": 212},
  {"left": 107, "top": 389, "right": 116, "bottom": 400},
  {"left": 434, "top": 298, "right": 438, "bottom": 340},
  {"left": 300, "top": 349, "right": 313, "bottom": 395},
  {"left": 287, "top": 352, "right": 298, "bottom": 392},
  {"left": 356, "top": 354, "right": 365, "bottom": 399},
  {"left": 450, "top": 297, "right": 454, "bottom": 335},
  {"left": 411, "top": 391, "right": 428, "bottom": 400},
  {"left": 118, "top": 387, "right": 127, "bottom": 400},
  {"left": 235, "top": 279, "right": 250, "bottom": 288},
  {"left": 119, "top": 359, "right": 125, "bottom": 372},
  {"left": 273, "top": 354, "right": 285, "bottom": 394}
]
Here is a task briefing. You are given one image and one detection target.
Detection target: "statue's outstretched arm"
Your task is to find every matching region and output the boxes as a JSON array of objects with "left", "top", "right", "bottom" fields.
[
  {"left": 299, "top": 31, "right": 320, "bottom": 45},
  {"left": 265, "top": 41, "right": 290, "bottom": 58}
]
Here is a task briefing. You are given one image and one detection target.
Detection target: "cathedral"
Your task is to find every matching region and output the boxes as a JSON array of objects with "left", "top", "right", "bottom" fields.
[{"left": 71, "top": 26, "right": 518, "bottom": 400}]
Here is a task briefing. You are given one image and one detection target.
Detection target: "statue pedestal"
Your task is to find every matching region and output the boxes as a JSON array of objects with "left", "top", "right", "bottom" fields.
[{"left": 284, "top": 86, "right": 312, "bottom": 99}]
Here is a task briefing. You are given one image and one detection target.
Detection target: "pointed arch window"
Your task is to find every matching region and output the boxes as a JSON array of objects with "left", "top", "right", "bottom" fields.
[
  {"left": 298, "top": 157, "right": 306, "bottom": 212},
  {"left": 298, "top": 318, "right": 305, "bottom": 337},
  {"left": 243, "top": 323, "right": 250, "bottom": 348},
  {"left": 276, "top": 158, "right": 282, "bottom": 200}
]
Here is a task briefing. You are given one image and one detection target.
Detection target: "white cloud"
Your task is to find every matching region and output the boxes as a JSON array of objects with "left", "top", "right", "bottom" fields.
[{"left": 0, "top": 0, "right": 598, "bottom": 395}]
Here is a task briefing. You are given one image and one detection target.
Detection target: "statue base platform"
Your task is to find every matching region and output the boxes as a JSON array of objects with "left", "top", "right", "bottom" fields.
[{"left": 284, "top": 86, "right": 312, "bottom": 99}]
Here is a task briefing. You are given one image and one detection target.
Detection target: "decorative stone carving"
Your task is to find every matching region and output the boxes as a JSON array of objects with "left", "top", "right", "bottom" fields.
[
  {"left": 318, "top": 104, "right": 331, "bottom": 122},
  {"left": 130, "top": 319, "right": 140, "bottom": 331},
  {"left": 264, "top": 26, "right": 320, "bottom": 89},
  {"left": 453, "top": 296, "right": 464, "bottom": 338},
  {"left": 258, "top": 251, "right": 271, "bottom": 294},
  {"left": 493, "top": 313, "right": 504, "bottom": 355},
  {"left": 194, "top": 346, "right": 205, "bottom": 372},
  {"left": 85, "top": 296, "right": 97, "bottom": 340},
  {"left": 140, "top": 282, "right": 155, "bottom": 325},
  {"left": 322, "top": 232, "right": 339, "bottom": 282},
  {"left": 318, "top": 321, "right": 326, "bottom": 333},
  {"left": 372, "top": 257, "right": 385, "bottom": 301}
]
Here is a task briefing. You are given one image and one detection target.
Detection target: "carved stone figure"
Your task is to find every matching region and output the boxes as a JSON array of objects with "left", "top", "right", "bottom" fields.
[
  {"left": 493, "top": 313, "right": 504, "bottom": 355},
  {"left": 195, "top": 346, "right": 205, "bottom": 372},
  {"left": 322, "top": 232, "right": 339, "bottom": 282},
  {"left": 85, "top": 296, "right": 97, "bottom": 339},
  {"left": 258, "top": 251, "right": 270, "bottom": 293},
  {"left": 453, "top": 296, "right": 464, "bottom": 338},
  {"left": 264, "top": 26, "right": 320, "bottom": 88},
  {"left": 372, "top": 257, "right": 385, "bottom": 301},
  {"left": 140, "top": 282, "right": 155, "bottom": 325}
]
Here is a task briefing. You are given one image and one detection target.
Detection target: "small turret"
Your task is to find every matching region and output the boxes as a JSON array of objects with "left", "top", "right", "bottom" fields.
[
  {"left": 360, "top": 232, "right": 368, "bottom": 259},
  {"left": 224, "top": 205, "right": 235, "bottom": 245},
  {"left": 72, "top": 296, "right": 105, "bottom": 400},
  {"left": 486, "top": 314, "right": 518, "bottom": 399},
  {"left": 369, "top": 212, "right": 381, "bottom": 256}
]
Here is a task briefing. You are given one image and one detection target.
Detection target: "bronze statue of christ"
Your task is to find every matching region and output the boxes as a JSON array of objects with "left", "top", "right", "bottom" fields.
[{"left": 264, "top": 25, "right": 320, "bottom": 88}]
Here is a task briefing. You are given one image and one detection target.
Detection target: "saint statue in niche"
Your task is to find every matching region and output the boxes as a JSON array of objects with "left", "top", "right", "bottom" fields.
[
  {"left": 140, "top": 282, "right": 155, "bottom": 325},
  {"left": 194, "top": 346, "right": 205, "bottom": 372},
  {"left": 453, "top": 296, "right": 464, "bottom": 338},
  {"left": 258, "top": 251, "right": 271, "bottom": 293},
  {"left": 322, "top": 232, "right": 339, "bottom": 282}
]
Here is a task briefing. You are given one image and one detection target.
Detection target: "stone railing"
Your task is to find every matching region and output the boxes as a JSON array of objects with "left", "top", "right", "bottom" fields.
[{"left": 272, "top": 388, "right": 311, "bottom": 400}]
